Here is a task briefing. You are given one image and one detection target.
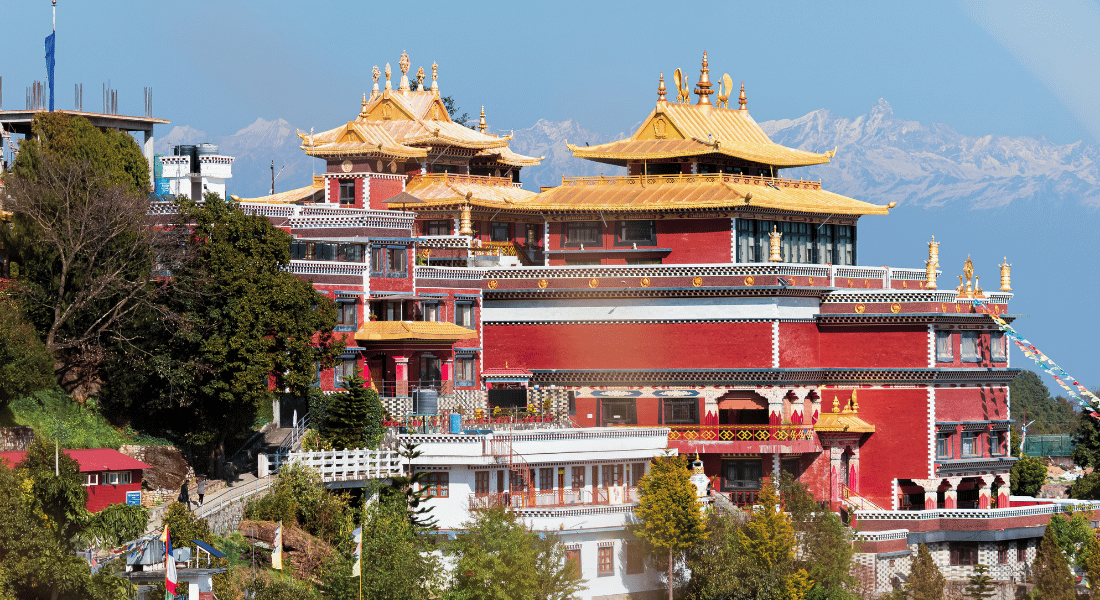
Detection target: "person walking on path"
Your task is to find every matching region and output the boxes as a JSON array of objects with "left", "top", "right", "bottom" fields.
[
  {"left": 178, "top": 482, "right": 191, "bottom": 509},
  {"left": 196, "top": 477, "right": 206, "bottom": 507}
]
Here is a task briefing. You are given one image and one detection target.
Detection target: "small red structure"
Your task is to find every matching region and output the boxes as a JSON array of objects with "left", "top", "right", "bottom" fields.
[{"left": 0, "top": 448, "right": 150, "bottom": 512}]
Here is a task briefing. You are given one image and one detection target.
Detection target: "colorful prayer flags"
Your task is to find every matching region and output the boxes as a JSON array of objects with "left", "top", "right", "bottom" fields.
[
  {"left": 272, "top": 522, "right": 283, "bottom": 570},
  {"left": 351, "top": 525, "right": 362, "bottom": 578}
]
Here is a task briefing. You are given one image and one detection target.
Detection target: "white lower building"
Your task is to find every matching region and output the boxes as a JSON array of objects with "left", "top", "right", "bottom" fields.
[
  {"left": 158, "top": 147, "right": 233, "bottom": 200},
  {"left": 402, "top": 427, "right": 673, "bottom": 600}
]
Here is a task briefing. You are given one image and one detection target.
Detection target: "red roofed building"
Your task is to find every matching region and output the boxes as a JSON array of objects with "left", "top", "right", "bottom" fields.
[{"left": 0, "top": 448, "right": 150, "bottom": 512}]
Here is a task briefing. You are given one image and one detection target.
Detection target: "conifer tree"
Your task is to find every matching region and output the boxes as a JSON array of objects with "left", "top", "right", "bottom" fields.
[
  {"left": 320, "top": 370, "right": 384, "bottom": 450},
  {"left": 633, "top": 453, "right": 708, "bottom": 600},
  {"left": 1033, "top": 524, "right": 1077, "bottom": 600},
  {"left": 1085, "top": 531, "right": 1100, "bottom": 600},
  {"left": 906, "top": 544, "right": 945, "bottom": 600},
  {"left": 381, "top": 442, "right": 437, "bottom": 531},
  {"left": 963, "top": 564, "right": 995, "bottom": 599},
  {"left": 735, "top": 479, "right": 812, "bottom": 600}
]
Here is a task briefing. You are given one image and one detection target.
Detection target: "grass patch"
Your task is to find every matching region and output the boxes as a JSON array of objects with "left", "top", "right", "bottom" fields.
[{"left": 7, "top": 389, "right": 171, "bottom": 449}]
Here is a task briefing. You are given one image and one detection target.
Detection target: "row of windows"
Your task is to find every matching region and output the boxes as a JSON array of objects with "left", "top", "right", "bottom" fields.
[
  {"left": 936, "top": 430, "right": 1007, "bottom": 459},
  {"left": 936, "top": 331, "right": 1006, "bottom": 363},
  {"left": 291, "top": 241, "right": 366, "bottom": 263},
  {"left": 473, "top": 464, "right": 647, "bottom": 494},
  {"left": 565, "top": 542, "right": 645, "bottom": 577},
  {"left": 84, "top": 471, "right": 132, "bottom": 486},
  {"left": 736, "top": 219, "right": 855, "bottom": 265},
  {"left": 331, "top": 355, "right": 477, "bottom": 388},
  {"left": 369, "top": 247, "right": 408, "bottom": 278},
  {"left": 950, "top": 540, "right": 1028, "bottom": 565},
  {"left": 425, "top": 219, "right": 544, "bottom": 245},
  {"left": 599, "top": 399, "right": 701, "bottom": 425},
  {"left": 563, "top": 221, "right": 658, "bottom": 247}
]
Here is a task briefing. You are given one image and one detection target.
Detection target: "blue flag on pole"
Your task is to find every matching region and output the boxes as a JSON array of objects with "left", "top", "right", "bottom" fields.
[{"left": 44, "top": 32, "right": 55, "bottom": 111}]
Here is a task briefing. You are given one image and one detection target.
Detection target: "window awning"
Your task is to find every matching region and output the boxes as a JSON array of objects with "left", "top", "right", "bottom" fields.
[
  {"left": 717, "top": 398, "right": 767, "bottom": 410},
  {"left": 355, "top": 321, "right": 478, "bottom": 342},
  {"left": 193, "top": 540, "right": 227, "bottom": 559}
]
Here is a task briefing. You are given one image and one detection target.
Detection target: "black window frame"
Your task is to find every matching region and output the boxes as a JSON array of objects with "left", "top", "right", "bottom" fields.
[
  {"left": 563, "top": 221, "right": 603, "bottom": 247},
  {"left": 424, "top": 219, "right": 451, "bottom": 236},
  {"left": 936, "top": 433, "right": 953, "bottom": 459},
  {"left": 454, "top": 302, "right": 474, "bottom": 328},
  {"left": 991, "top": 331, "right": 1007, "bottom": 362},
  {"left": 338, "top": 178, "right": 356, "bottom": 206},
  {"left": 490, "top": 221, "right": 510, "bottom": 242},
  {"left": 335, "top": 300, "right": 357, "bottom": 331},
  {"left": 625, "top": 540, "right": 645, "bottom": 574},
  {"left": 990, "top": 430, "right": 1007, "bottom": 456},
  {"left": 662, "top": 398, "right": 699, "bottom": 425},
  {"left": 960, "top": 330, "right": 981, "bottom": 363},
  {"left": 721, "top": 458, "right": 763, "bottom": 491},
  {"left": 601, "top": 399, "right": 637, "bottom": 425},
  {"left": 735, "top": 219, "right": 856, "bottom": 265},
  {"left": 961, "top": 431, "right": 982, "bottom": 458},
  {"left": 370, "top": 246, "right": 386, "bottom": 276},
  {"left": 386, "top": 246, "right": 408, "bottom": 278},
  {"left": 455, "top": 355, "right": 475, "bottom": 388},
  {"left": 615, "top": 220, "right": 657, "bottom": 247},
  {"left": 949, "top": 542, "right": 979, "bottom": 566},
  {"left": 334, "top": 355, "right": 358, "bottom": 388}
]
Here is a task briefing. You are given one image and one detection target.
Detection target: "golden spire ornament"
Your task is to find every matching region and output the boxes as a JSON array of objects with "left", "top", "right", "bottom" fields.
[
  {"left": 398, "top": 51, "right": 411, "bottom": 91},
  {"left": 738, "top": 81, "right": 747, "bottom": 110},
  {"left": 925, "top": 236, "right": 939, "bottom": 290},
  {"left": 431, "top": 62, "right": 439, "bottom": 92},
  {"left": 478, "top": 106, "right": 487, "bottom": 133},
  {"left": 416, "top": 66, "right": 425, "bottom": 91},
  {"left": 1000, "top": 258, "right": 1012, "bottom": 292},
  {"left": 657, "top": 72, "right": 667, "bottom": 102},
  {"left": 694, "top": 51, "right": 713, "bottom": 105},
  {"left": 768, "top": 226, "right": 782, "bottom": 262},
  {"left": 372, "top": 65, "right": 380, "bottom": 95}
]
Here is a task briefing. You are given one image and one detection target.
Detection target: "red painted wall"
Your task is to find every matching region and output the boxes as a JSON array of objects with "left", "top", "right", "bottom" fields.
[
  {"left": 368, "top": 177, "right": 405, "bottom": 210},
  {"left": 935, "top": 386, "right": 1009, "bottom": 422},
  {"left": 637, "top": 397, "right": 659, "bottom": 426},
  {"left": 85, "top": 470, "right": 142, "bottom": 512},
  {"left": 779, "top": 322, "right": 820, "bottom": 368},
  {"left": 485, "top": 322, "right": 774, "bottom": 370},
  {"left": 573, "top": 397, "right": 599, "bottom": 427},
  {"left": 818, "top": 326, "right": 929, "bottom": 368},
  {"left": 852, "top": 387, "right": 930, "bottom": 508},
  {"left": 656, "top": 218, "right": 731, "bottom": 264}
]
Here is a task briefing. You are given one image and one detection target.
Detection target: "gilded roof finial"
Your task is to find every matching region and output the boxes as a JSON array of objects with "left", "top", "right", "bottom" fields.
[
  {"left": 398, "top": 51, "right": 411, "bottom": 92},
  {"left": 850, "top": 389, "right": 859, "bottom": 412},
  {"left": 431, "top": 62, "right": 439, "bottom": 92},
  {"left": 657, "top": 71, "right": 667, "bottom": 102},
  {"left": 831, "top": 396, "right": 840, "bottom": 413},
  {"left": 478, "top": 106, "right": 487, "bottom": 133},
  {"left": 372, "top": 65, "right": 380, "bottom": 95},
  {"left": 738, "top": 81, "right": 747, "bottom": 110},
  {"left": 384, "top": 63, "right": 392, "bottom": 91},
  {"left": 1000, "top": 257, "right": 1012, "bottom": 292},
  {"left": 359, "top": 93, "right": 368, "bottom": 118},
  {"left": 416, "top": 66, "right": 425, "bottom": 91},
  {"left": 694, "top": 51, "right": 713, "bottom": 105}
]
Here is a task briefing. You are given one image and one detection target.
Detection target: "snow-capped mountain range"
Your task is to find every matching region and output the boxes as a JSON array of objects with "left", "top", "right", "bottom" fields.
[{"left": 159, "top": 100, "right": 1100, "bottom": 208}]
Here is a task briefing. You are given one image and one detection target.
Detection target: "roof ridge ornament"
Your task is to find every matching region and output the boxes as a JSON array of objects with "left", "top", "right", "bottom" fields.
[
  {"left": 431, "top": 62, "right": 439, "bottom": 93},
  {"left": 478, "top": 106, "right": 487, "bottom": 133},
  {"left": 738, "top": 81, "right": 747, "bottom": 110},
  {"left": 416, "top": 66, "right": 425, "bottom": 91},
  {"left": 694, "top": 51, "right": 713, "bottom": 105},
  {"left": 673, "top": 68, "right": 689, "bottom": 103},
  {"left": 385, "top": 63, "right": 392, "bottom": 91},
  {"left": 657, "top": 71, "right": 667, "bottom": 103},
  {"left": 372, "top": 65, "right": 380, "bottom": 96},
  {"left": 399, "top": 51, "right": 411, "bottom": 92},
  {"left": 716, "top": 73, "right": 732, "bottom": 108},
  {"left": 359, "top": 93, "right": 368, "bottom": 119}
]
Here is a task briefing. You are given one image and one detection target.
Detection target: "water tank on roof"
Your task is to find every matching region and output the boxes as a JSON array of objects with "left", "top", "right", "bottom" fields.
[
  {"left": 413, "top": 389, "right": 438, "bottom": 415},
  {"left": 196, "top": 143, "right": 219, "bottom": 156}
]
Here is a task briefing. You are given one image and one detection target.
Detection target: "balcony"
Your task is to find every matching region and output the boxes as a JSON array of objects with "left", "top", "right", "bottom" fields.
[
  {"left": 469, "top": 486, "right": 640, "bottom": 510},
  {"left": 664, "top": 424, "right": 819, "bottom": 454}
]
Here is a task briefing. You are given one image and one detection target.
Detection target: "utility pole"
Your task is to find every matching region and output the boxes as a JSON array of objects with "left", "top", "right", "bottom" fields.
[{"left": 271, "top": 160, "right": 275, "bottom": 195}]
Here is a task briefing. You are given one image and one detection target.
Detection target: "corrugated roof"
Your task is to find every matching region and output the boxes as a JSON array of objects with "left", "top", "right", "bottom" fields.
[
  {"left": 232, "top": 177, "right": 325, "bottom": 204},
  {"left": 301, "top": 121, "right": 426, "bottom": 158},
  {"left": 0, "top": 448, "right": 151, "bottom": 471},
  {"left": 570, "top": 102, "right": 832, "bottom": 167},
  {"left": 404, "top": 174, "right": 537, "bottom": 207},
  {"left": 355, "top": 320, "right": 478, "bottom": 341},
  {"left": 474, "top": 145, "right": 543, "bottom": 167},
  {"left": 813, "top": 392, "right": 876, "bottom": 433}
]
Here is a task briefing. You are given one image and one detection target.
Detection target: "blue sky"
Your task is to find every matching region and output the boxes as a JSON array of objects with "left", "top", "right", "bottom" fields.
[{"left": 3, "top": 0, "right": 1100, "bottom": 406}]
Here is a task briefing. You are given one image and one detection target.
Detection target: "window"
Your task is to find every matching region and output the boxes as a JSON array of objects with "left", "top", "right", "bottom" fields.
[
  {"left": 425, "top": 220, "right": 451, "bottom": 236},
  {"left": 597, "top": 546, "right": 614, "bottom": 576},
  {"left": 455, "top": 303, "right": 474, "bottom": 327},
  {"left": 601, "top": 400, "right": 637, "bottom": 425},
  {"left": 991, "top": 331, "right": 1007, "bottom": 361},
  {"left": 106, "top": 471, "right": 131, "bottom": 485},
  {"left": 626, "top": 541, "right": 645, "bottom": 574},
  {"left": 1017, "top": 540, "right": 1028, "bottom": 562},
  {"left": 422, "top": 302, "right": 439, "bottom": 322},
  {"left": 84, "top": 473, "right": 99, "bottom": 486},
  {"left": 334, "top": 356, "right": 358, "bottom": 387},
  {"left": 387, "top": 247, "right": 407, "bottom": 277},
  {"left": 475, "top": 471, "right": 490, "bottom": 494},
  {"left": 936, "top": 331, "right": 954, "bottom": 363},
  {"left": 781, "top": 457, "right": 801, "bottom": 478},
  {"left": 662, "top": 399, "right": 699, "bottom": 424},
  {"left": 419, "top": 356, "right": 441, "bottom": 385},
  {"left": 490, "top": 222, "right": 510, "bottom": 242},
  {"left": 631, "top": 463, "right": 645, "bottom": 486},
  {"left": 735, "top": 219, "right": 856, "bottom": 265},
  {"left": 335, "top": 301, "right": 357, "bottom": 331},
  {"left": 949, "top": 542, "right": 979, "bottom": 566},
  {"left": 936, "top": 433, "right": 952, "bottom": 459},
  {"left": 539, "top": 468, "right": 554, "bottom": 491},
  {"left": 602, "top": 465, "right": 624, "bottom": 487},
  {"left": 990, "top": 430, "right": 1006, "bottom": 456},
  {"left": 564, "top": 221, "right": 602, "bottom": 246},
  {"left": 961, "top": 431, "right": 981, "bottom": 457},
  {"left": 780, "top": 222, "right": 813, "bottom": 263},
  {"left": 998, "top": 542, "right": 1010, "bottom": 564},
  {"left": 421, "top": 472, "right": 449, "bottom": 498},
  {"left": 568, "top": 392, "right": 576, "bottom": 416},
  {"left": 339, "top": 179, "right": 356, "bottom": 205},
  {"left": 455, "top": 356, "right": 475, "bottom": 387},
  {"left": 960, "top": 331, "right": 981, "bottom": 362},
  {"left": 722, "top": 459, "right": 762, "bottom": 491},
  {"left": 565, "top": 547, "right": 581, "bottom": 572},
  {"left": 616, "top": 220, "right": 656, "bottom": 246},
  {"left": 384, "top": 301, "right": 404, "bottom": 322},
  {"left": 370, "top": 247, "right": 385, "bottom": 275},
  {"left": 338, "top": 243, "right": 364, "bottom": 263},
  {"left": 572, "top": 466, "right": 586, "bottom": 490}
]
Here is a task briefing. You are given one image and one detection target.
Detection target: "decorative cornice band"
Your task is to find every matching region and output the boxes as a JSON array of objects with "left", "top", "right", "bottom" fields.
[{"left": 527, "top": 368, "right": 1020, "bottom": 386}]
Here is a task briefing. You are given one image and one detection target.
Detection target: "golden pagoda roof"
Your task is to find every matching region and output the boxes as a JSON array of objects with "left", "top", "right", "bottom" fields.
[
  {"left": 523, "top": 173, "right": 889, "bottom": 215},
  {"left": 301, "top": 120, "right": 427, "bottom": 159},
  {"left": 474, "top": 145, "right": 544, "bottom": 167},
  {"left": 355, "top": 320, "right": 478, "bottom": 342},
  {"left": 231, "top": 176, "right": 326, "bottom": 204},
  {"left": 404, "top": 173, "right": 537, "bottom": 207},
  {"left": 814, "top": 391, "right": 875, "bottom": 434},
  {"left": 570, "top": 103, "right": 832, "bottom": 167}
]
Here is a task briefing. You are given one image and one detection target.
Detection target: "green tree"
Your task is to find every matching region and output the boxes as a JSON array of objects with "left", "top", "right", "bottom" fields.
[
  {"left": 779, "top": 473, "right": 856, "bottom": 600},
  {"left": 1033, "top": 524, "right": 1076, "bottom": 600},
  {"left": 1011, "top": 454, "right": 1047, "bottom": 496},
  {"left": 381, "top": 442, "right": 437, "bottom": 531},
  {"left": 2, "top": 113, "right": 157, "bottom": 398},
  {"left": 445, "top": 505, "right": 582, "bottom": 600},
  {"left": 905, "top": 544, "right": 945, "bottom": 600},
  {"left": 136, "top": 194, "right": 342, "bottom": 472},
  {"left": 963, "top": 564, "right": 995, "bottom": 599},
  {"left": 244, "top": 463, "right": 351, "bottom": 542},
  {"left": 1011, "top": 370, "right": 1079, "bottom": 435},
  {"left": 320, "top": 370, "right": 384, "bottom": 450},
  {"left": 0, "top": 298, "right": 55, "bottom": 409},
  {"left": 633, "top": 453, "right": 708, "bottom": 600},
  {"left": 734, "top": 480, "right": 811, "bottom": 600},
  {"left": 1074, "top": 410, "right": 1100, "bottom": 469},
  {"left": 1084, "top": 530, "right": 1100, "bottom": 599},
  {"left": 246, "top": 576, "right": 319, "bottom": 600},
  {"left": 1046, "top": 510, "right": 1094, "bottom": 569},
  {"left": 686, "top": 511, "right": 744, "bottom": 600},
  {"left": 1069, "top": 472, "right": 1100, "bottom": 500},
  {"left": 82, "top": 503, "right": 149, "bottom": 547}
]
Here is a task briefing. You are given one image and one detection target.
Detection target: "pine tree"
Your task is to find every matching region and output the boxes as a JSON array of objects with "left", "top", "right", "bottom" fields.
[
  {"left": 735, "top": 479, "right": 812, "bottom": 600},
  {"left": 1033, "top": 524, "right": 1077, "bottom": 600},
  {"left": 633, "top": 453, "right": 708, "bottom": 600},
  {"left": 1085, "top": 531, "right": 1100, "bottom": 600},
  {"left": 320, "top": 370, "right": 384, "bottom": 450},
  {"left": 963, "top": 564, "right": 995, "bottom": 599},
  {"left": 906, "top": 543, "right": 945, "bottom": 600},
  {"left": 381, "top": 442, "right": 437, "bottom": 531}
]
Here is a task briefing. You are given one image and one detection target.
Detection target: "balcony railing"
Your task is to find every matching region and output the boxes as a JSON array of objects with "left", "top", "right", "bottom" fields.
[
  {"left": 560, "top": 173, "right": 823, "bottom": 190},
  {"left": 372, "top": 380, "right": 452, "bottom": 399},
  {"left": 469, "top": 486, "right": 639, "bottom": 509},
  {"left": 665, "top": 424, "right": 815, "bottom": 443}
]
